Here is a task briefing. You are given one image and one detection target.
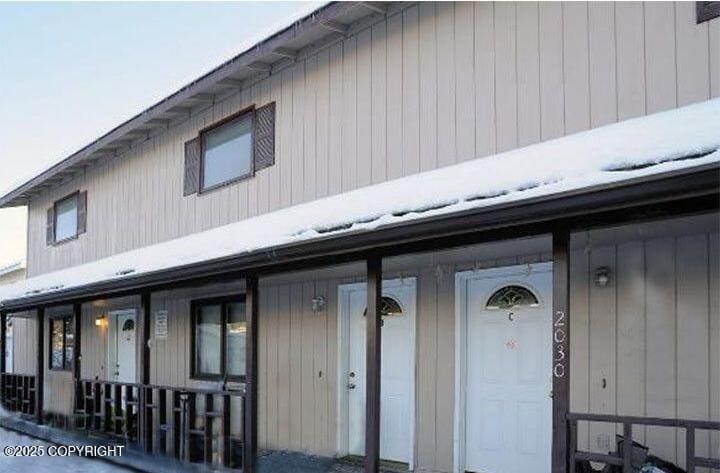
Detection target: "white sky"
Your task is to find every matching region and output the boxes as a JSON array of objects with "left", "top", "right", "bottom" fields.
[{"left": 0, "top": 1, "right": 318, "bottom": 269}]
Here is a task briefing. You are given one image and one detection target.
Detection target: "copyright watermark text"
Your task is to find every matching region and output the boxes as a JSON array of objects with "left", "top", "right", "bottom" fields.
[{"left": 3, "top": 444, "right": 125, "bottom": 457}]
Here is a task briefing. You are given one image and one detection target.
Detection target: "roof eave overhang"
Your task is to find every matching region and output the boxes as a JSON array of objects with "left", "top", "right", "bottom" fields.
[
  {"left": 0, "top": 1, "right": 388, "bottom": 208},
  {"left": 2, "top": 163, "right": 718, "bottom": 312}
]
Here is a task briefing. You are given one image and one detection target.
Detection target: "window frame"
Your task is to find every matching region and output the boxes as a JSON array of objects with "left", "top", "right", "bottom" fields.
[
  {"left": 53, "top": 191, "right": 80, "bottom": 244},
  {"left": 48, "top": 314, "right": 74, "bottom": 372},
  {"left": 190, "top": 295, "right": 247, "bottom": 382},
  {"left": 198, "top": 106, "right": 256, "bottom": 194}
]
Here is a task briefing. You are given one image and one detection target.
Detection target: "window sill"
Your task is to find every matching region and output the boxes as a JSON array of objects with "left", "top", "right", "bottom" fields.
[
  {"left": 53, "top": 234, "right": 79, "bottom": 246},
  {"left": 198, "top": 171, "right": 255, "bottom": 195}
]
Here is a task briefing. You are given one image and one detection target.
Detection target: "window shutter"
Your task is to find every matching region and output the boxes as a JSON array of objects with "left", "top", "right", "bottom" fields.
[
  {"left": 184, "top": 137, "right": 201, "bottom": 196},
  {"left": 46, "top": 207, "right": 54, "bottom": 245},
  {"left": 254, "top": 102, "right": 276, "bottom": 171},
  {"left": 697, "top": 2, "right": 720, "bottom": 22},
  {"left": 77, "top": 191, "right": 88, "bottom": 234}
]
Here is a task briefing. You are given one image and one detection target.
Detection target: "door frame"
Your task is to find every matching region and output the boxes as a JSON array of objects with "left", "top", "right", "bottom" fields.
[
  {"left": 336, "top": 277, "right": 417, "bottom": 469},
  {"left": 453, "top": 262, "right": 553, "bottom": 473},
  {"left": 107, "top": 308, "right": 138, "bottom": 383}
]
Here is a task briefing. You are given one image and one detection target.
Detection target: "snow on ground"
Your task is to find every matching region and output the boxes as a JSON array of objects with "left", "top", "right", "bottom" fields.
[{"left": 1, "top": 99, "right": 719, "bottom": 304}]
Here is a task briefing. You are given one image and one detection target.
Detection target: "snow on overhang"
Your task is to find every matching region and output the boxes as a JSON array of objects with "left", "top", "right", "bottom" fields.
[{"left": 1, "top": 99, "right": 719, "bottom": 304}]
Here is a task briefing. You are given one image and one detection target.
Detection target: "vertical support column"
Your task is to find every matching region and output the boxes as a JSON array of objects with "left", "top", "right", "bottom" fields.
[
  {"left": 552, "top": 230, "right": 570, "bottom": 473},
  {"left": 36, "top": 307, "right": 45, "bottom": 425},
  {"left": 244, "top": 274, "right": 259, "bottom": 473},
  {"left": 140, "top": 291, "right": 152, "bottom": 452},
  {"left": 72, "top": 303, "right": 82, "bottom": 421},
  {"left": 1, "top": 311, "right": 7, "bottom": 402},
  {"left": 365, "top": 254, "right": 382, "bottom": 473}
]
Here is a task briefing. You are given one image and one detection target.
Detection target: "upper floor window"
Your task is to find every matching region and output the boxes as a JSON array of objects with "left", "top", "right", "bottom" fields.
[
  {"left": 191, "top": 296, "right": 246, "bottom": 381},
  {"left": 47, "top": 191, "right": 87, "bottom": 245},
  {"left": 55, "top": 194, "right": 78, "bottom": 241},
  {"left": 50, "top": 315, "right": 74, "bottom": 371},
  {"left": 183, "top": 102, "right": 276, "bottom": 196},
  {"left": 201, "top": 112, "right": 254, "bottom": 191}
]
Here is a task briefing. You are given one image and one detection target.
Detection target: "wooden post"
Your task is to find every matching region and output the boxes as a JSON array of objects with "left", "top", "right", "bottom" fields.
[
  {"left": 622, "top": 423, "right": 633, "bottom": 473},
  {"left": 365, "top": 254, "right": 382, "bottom": 473},
  {"left": 72, "top": 303, "right": 82, "bottom": 422},
  {"left": 1, "top": 311, "right": 7, "bottom": 403},
  {"left": 686, "top": 427, "right": 695, "bottom": 473},
  {"left": 36, "top": 307, "right": 45, "bottom": 425},
  {"left": 244, "top": 274, "right": 259, "bottom": 473},
  {"left": 552, "top": 230, "right": 570, "bottom": 473},
  {"left": 140, "top": 291, "right": 152, "bottom": 452}
]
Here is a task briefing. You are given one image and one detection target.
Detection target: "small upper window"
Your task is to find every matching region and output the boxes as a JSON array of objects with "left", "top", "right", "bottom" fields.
[
  {"left": 201, "top": 112, "right": 253, "bottom": 191},
  {"left": 54, "top": 194, "right": 78, "bottom": 242},
  {"left": 486, "top": 285, "right": 539, "bottom": 310}
]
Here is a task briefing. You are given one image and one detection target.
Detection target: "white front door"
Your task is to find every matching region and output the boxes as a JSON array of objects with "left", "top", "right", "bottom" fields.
[
  {"left": 109, "top": 310, "right": 137, "bottom": 383},
  {"left": 461, "top": 264, "right": 552, "bottom": 473},
  {"left": 339, "top": 278, "right": 416, "bottom": 466}
]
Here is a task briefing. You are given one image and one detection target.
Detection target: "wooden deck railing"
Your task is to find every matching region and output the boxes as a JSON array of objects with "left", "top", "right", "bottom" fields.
[
  {"left": 75, "top": 379, "right": 141, "bottom": 441},
  {"left": 568, "top": 412, "right": 720, "bottom": 473},
  {"left": 75, "top": 380, "right": 244, "bottom": 469},
  {"left": 0, "top": 373, "right": 36, "bottom": 416}
]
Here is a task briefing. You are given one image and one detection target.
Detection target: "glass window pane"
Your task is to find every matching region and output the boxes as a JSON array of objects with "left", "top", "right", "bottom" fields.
[
  {"left": 50, "top": 319, "right": 64, "bottom": 369},
  {"left": 226, "top": 302, "right": 246, "bottom": 377},
  {"left": 202, "top": 115, "right": 252, "bottom": 189},
  {"left": 55, "top": 195, "right": 78, "bottom": 241},
  {"left": 64, "top": 318, "right": 74, "bottom": 370},
  {"left": 196, "top": 304, "right": 222, "bottom": 375}
]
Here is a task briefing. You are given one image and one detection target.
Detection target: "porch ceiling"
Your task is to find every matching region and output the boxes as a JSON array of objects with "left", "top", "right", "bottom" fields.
[{"left": 0, "top": 100, "right": 719, "bottom": 311}]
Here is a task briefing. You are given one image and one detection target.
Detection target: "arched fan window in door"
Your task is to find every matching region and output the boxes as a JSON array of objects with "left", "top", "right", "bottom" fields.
[
  {"left": 122, "top": 319, "right": 135, "bottom": 331},
  {"left": 362, "top": 296, "right": 404, "bottom": 317},
  {"left": 485, "top": 285, "right": 539, "bottom": 310}
]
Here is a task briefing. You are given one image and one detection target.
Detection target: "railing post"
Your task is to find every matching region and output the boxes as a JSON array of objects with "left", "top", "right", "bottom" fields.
[
  {"left": 244, "top": 274, "right": 259, "bottom": 473},
  {"left": 552, "top": 230, "right": 571, "bottom": 473},
  {"left": 36, "top": 307, "right": 44, "bottom": 425},
  {"left": 686, "top": 427, "right": 695, "bottom": 473},
  {"left": 365, "top": 254, "right": 382, "bottom": 473},
  {"left": 622, "top": 423, "right": 633, "bottom": 473},
  {"left": 568, "top": 417, "right": 578, "bottom": 473}
]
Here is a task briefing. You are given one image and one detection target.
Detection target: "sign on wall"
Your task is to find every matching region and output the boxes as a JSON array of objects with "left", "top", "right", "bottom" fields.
[{"left": 154, "top": 310, "right": 168, "bottom": 339}]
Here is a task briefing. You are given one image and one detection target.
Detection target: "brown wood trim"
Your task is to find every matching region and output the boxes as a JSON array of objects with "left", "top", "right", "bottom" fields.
[
  {"left": 0, "top": 312, "right": 6, "bottom": 401},
  {"left": 243, "top": 275, "right": 258, "bottom": 473},
  {"left": 47, "top": 314, "right": 73, "bottom": 371},
  {"left": 552, "top": 230, "right": 570, "bottom": 473},
  {"left": 36, "top": 308, "right": 44, "bottom": 424},
  {"left": 198, "top": 106, "right": 256, "bottom": 194},
  {"left": 190, "top": 294, "right": 246, "bottom": 381},
  {"left": 365, "top": 255, "right": 382, "bottom": 473},
  {"left": 52, "top": 191, "right": 81, "bottom": 245}
]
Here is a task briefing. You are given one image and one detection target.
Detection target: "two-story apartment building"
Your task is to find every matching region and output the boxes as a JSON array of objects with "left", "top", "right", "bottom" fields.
[{"left": 0, "top": 2, "right": 719, "bottom": 473}]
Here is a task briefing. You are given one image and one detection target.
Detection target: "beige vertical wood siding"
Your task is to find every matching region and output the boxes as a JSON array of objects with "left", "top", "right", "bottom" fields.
[
  {"left": 570, "top": 231, "right": 720, "bottom": 472},
  {"left": 24, "top": 2, "right": 719, "bottom": 277}
]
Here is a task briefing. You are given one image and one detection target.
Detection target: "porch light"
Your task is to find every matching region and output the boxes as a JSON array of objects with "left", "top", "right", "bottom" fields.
[
  {"left": 95, "top": 315, "right": 107, "bottom": 327},
  {"left": 594, "top": 267, "right": 612, "bottom": 287},
  {"left": 311, "top": 295, "right": 326, "bottom": 313}
]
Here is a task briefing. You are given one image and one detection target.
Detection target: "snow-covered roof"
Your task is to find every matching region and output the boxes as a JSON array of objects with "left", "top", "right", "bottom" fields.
[{"left": 1, "top": 99, "right": 719, "bottom": 305}]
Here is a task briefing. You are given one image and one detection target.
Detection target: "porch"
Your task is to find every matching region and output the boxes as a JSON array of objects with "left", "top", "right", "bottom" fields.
[{"left": 2, "top": 211, "right": 719, "bottom": 473}]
